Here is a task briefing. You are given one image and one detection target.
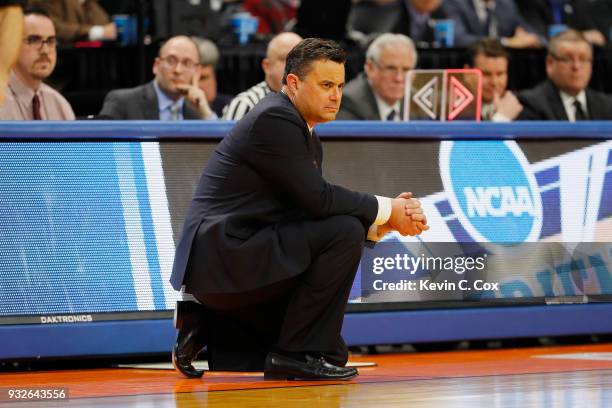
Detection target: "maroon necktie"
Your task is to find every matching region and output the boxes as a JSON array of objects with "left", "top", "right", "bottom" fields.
[{"left": 32, "top": 94, "right": 42, "bottom": 120}]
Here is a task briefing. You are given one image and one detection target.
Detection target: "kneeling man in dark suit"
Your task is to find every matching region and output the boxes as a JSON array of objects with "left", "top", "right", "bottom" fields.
[{"left": 170, "top": 38, "right": 429, "bottom": 381}]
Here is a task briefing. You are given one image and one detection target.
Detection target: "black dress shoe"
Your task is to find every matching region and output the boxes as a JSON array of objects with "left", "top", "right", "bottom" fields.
[
  {"left": 172, "top": 301, "right": 207, "bottom": 378},
  {"left": 263, "top": 352, "right": 358, "bottom": 380}
]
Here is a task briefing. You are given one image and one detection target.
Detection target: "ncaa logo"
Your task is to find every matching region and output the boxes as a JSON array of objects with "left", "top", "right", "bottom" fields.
[{"left": 440, "top": 141, "right": 543, "bottom": 242}]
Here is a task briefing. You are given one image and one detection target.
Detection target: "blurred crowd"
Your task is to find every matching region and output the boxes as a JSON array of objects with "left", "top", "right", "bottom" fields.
[{"left": 1, "top": 0, "right": 612, "bottom": 121}]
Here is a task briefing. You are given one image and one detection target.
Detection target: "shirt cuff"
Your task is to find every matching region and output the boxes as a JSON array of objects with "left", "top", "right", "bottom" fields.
[
  {"left": 374, "top": 195, "right": 392, "bottom": 225},
  {"left": 89, "top": 25, "right": 105, "bottom": 41},
  {"left": 492, "top": 112, "right": 511, "bottom": 122},
  {"left": 367, "top": 225, "right": 380, "bottom": 241}
]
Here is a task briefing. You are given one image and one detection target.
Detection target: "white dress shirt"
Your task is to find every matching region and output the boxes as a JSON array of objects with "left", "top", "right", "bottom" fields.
[{"left": 559, "top": 90, "right": 588, "bottom": 122}]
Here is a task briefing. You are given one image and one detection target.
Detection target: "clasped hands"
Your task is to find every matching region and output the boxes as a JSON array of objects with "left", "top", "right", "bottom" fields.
[{"left": 379, "top": 192, "right": 429, "bottom": 237}]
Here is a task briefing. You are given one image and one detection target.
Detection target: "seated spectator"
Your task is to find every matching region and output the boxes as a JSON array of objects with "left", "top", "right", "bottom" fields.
[
  {"left": 349, "top": 0, "right": 447, "bottom": 47},
  {"left": 466, "top": 38, "right": 522, "bottom": 121},
  {"left": 99, "top": 35, "right": 216, "bottom": 120},
  {"left": 31, "top": 0, "right": 117, "bottom": 43},
  {"left": 192, "top": 37, "right": 233, "bottom": 118},
  {"left": 222, "top": 31, "right": 302, "bottom": 120},
  {"left": 443, "top": 0, "right": 542, "bottom": 48},
  {"left": 337, "top": 33, "right": 417, "bottom": 121},
  {"left": 0, "top": 8, "right": 75, "bottom": 120},
  {"left": 518, "top": 29, "right": 612, "bottom": 120},
  {"left": 516, "top": 0, "right": 607, "bottom": 46}
]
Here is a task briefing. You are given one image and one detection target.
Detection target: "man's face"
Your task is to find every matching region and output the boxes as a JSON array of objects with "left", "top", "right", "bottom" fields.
[
  {"left": 365, "top": 45, "right": 415, "bottom": 105},
  {"left": 263, "top": 34, "right": 302, "bottom": 92},
  {"left": 16, "top": 14, "right": 57, "bottom": 83},
  {"left": 410, "top": 0, "right": 441, "bottom": 14},
  {"left": 198, "top": 64, "right": 217, "bottom": 103},
  {"left": 290, "top": 59, "right": 345, "bottom": 127},
  {"left": 153, "top": 37, "right": 200, "bottom": 99},
  {"left": 546, "top": 40, "right": 593, "bottom": 96},
  {"left": 473, "top": 54, "right": 508, "bottom": 103}
]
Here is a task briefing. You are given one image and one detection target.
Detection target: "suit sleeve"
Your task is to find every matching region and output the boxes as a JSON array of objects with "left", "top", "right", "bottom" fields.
[
  {"left": 442, "top": 0, "right": 481, "bottom": 47},
  {"left": 336, "top": 106, "right": 362, "bottom": 120},
  {"left": 516, "top": 91, "right": 544, "bottom": 120},
  {"left": 336, "top": 94, "right": 363, "bottom": 120},
  {"left": 98, "top": 90, "right": 126, "bottom": 119},
  {"left": 244, "top": 108, "right": 378, "bottom": 226}
]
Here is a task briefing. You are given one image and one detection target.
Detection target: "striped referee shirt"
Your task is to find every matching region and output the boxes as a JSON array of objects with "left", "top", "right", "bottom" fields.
[{"left": 222, "top": 81, "right": 271, "bottom": 120}]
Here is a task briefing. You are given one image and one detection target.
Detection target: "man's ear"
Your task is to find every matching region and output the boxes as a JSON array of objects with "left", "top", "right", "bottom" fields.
[
  {"left": 153, "top": 57, "right": 160, "bottom": 76},
  {"left": 545, "top": 55, "right": 554, "bottom": 76},
  {"left": 364, "top": 59, "right": 375, "bottom": 77},
  {"left": 261, "top": 57, "right": 270, "bottom": 75},
  {"left": 286, "top": 73, "right": 299, "bottom": 92}
]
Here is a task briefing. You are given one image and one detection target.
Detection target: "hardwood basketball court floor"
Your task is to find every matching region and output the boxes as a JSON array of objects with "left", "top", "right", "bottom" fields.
[{"left": 2, "top": 343, "right": 611, "bottom": 407}]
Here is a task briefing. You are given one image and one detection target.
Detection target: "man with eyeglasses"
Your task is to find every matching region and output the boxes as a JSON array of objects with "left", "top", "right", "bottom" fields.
[
  {"left": 337, "top": 33, "right": 417, "bottom": 121},
  {"left": 0, "top": 7, "right": 75, "bottom": 120},
  {"left": 518, "top": 29, "right": 612, "bottom": 121},
  {"left": 99, "top": 35, "right": 216, "bottom": 120}
]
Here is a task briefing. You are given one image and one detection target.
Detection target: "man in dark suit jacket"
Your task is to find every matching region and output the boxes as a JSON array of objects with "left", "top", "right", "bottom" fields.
[
  {"left": 443, "top": 0, "right": 542, "bottom": 48},
  {"left": 518, "top": 29, "right": 612, "bottom": 120},
  {"left": 99, "top": 36, "right": 216, "bottom": 120},
  {"left": 337, "top": 33, "right": 417, "bottom": 121},
  {"left": 170, "top": 38, "right": 428, "bottom": 380}
]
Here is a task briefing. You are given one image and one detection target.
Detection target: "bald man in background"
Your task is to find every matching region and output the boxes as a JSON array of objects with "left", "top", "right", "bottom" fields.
[
  {"left": 0, "top": 0, "right": 25, "bottom": 105},
  {"left": 99, "top": 35, "right": 216, "bottom": 120},
  {"left": 222, "top": 31, "right": 302, "bottom": 120}
]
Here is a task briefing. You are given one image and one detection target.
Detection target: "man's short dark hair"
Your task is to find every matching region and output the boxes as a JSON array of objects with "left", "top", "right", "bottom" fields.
[
  {"left": 23, "top": 7, "right": 51, "bottom": 19},
  {"left": 467, "top": 38, "right": 508, "bottom": 66},
  {"left": 548, "top": 28, "right": 591, "bottom": 57},
  {"left": 282, "top": 38, "right": 346, "bottom": 85}
]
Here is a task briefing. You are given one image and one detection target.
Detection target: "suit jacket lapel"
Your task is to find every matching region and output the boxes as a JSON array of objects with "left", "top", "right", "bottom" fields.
[
  {"left": 361, "top": 75, "right": 381, "bottom": 120},
  {"left": 142, "top": 82, "right": 161, "bottom": 120},
  {"left": 585, "top": 89, "right": 600, "bottom": 120},
  {"left": 545, "top": 81, "right": 569, "bottom": 120}
]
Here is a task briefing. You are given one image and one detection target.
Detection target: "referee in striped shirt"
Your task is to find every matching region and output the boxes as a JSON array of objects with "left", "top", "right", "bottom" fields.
[{"left": 222, "top": 32, "right": 302, "bottom": 120}]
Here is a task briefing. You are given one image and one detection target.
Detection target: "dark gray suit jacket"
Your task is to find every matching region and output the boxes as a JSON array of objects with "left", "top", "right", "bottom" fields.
[
  {"left": 170, "top": 92, "right": 378, "bottom": 296},
  {"left": 517, "top": 80, "right": 612, "bottom": 120},
  {"left": 98, "top": 81, "right": 201, "bottom": 120},
  {"left": 337, "top": 73, "right": 404, "bottom": 121},
  {"left": 337, "top": 73, "right": 396, "bottom": 121}
]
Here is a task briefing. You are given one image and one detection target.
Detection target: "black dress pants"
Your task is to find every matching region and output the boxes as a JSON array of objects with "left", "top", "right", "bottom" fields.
[{"left": 192, "top": 215, "right": 365, "bottom": 369}]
